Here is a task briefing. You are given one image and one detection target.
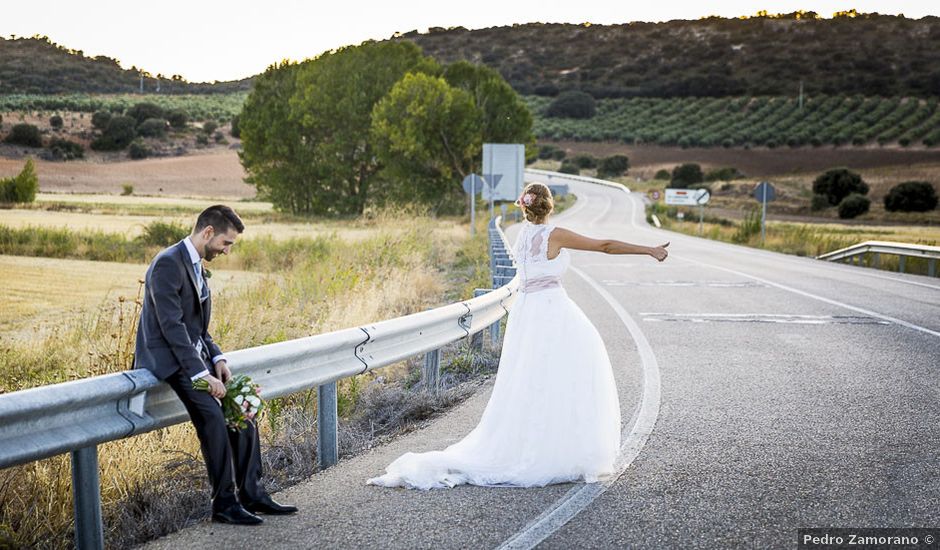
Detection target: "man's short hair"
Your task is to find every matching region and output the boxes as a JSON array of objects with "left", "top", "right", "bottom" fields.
[{"left": 194, "top": 205, "right": 245, "bottom": 235}]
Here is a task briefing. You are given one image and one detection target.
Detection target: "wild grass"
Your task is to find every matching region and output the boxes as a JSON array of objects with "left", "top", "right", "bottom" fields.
[
  {"left": 0, "top": 209, "right": 497, "bottom": 548},
  {"left": 653, "top": 204, "right": 940, "bottom": 276}
]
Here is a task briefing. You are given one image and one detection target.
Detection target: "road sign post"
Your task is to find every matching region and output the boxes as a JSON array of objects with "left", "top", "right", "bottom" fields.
[
  {"left": 462, "top": 174, "right": 485, "bottom": 236},
  {"left": 753, "top": 182, "right": 776, "bottom": 246}
]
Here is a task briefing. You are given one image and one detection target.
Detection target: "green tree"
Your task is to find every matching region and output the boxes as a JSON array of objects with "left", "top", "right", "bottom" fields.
[
  {"left": 238, "top": 61, "right": 321, "bottom": 213},
  {"left": 91, "top": 115, "right": 136, "bottom": 150},
  {"left": 442, "top": 61, "right": 533, "bottom": 144},
  {"left": 4, "top": 123, "right": 42, "bottom": 147},
  {"left": 670, "top": 163, "right": 704, "bottom": 188},
  {"left": 292, "top": 40, "right": 433, "bottom": 214},
  {"left": 372, "top": 73, "right": 482, "bottom": 211},
  {"left": 813, "top": 168, "right": 869, "bottom": 206},
  {"left": 883, "top": 181, "right": 938, "bottom": 212}
]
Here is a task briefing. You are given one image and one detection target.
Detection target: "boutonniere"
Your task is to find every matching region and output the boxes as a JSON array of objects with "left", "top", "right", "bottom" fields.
[{"left": 202, "top": 264, "right": 212, "bottom": 279}]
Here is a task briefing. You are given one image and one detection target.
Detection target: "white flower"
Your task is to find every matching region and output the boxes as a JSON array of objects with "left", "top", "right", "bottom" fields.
[
  {"left": 247, "top": 396, "right": 261, "bottom": 407},
  {"left": 241, "top": 386, "right": 251, "bottom": 394},
  {"left": 234, "top": 395, "right": 245, "bottom": 405}
]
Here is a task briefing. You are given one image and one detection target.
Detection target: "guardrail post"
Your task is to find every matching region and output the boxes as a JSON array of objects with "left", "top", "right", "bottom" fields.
[
  {"left": 872, "top": 252, "right": 881, "bottom": 269},
  {"left": 471, "top": 290, "right": 487, "bottom": 351},
  {"left": 71, "top": 446, "right": 104, "bottom": 550},
  {"left": 899, "top": 256, "right": 906, "bottom": 273},
  {"left": 423, "top": 349, "right": 441, "bottom": 394},
  {"left": 929, "top": 259, "right": 937, "bottom": 278},
  {"left": 317, "top": 382, "right": 338, "bottom": 469}
]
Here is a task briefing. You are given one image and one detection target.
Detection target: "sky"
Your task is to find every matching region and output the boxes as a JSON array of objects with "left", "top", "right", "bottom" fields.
[{"left": 2, "top": 1, "right": 938, "bottom": 83}]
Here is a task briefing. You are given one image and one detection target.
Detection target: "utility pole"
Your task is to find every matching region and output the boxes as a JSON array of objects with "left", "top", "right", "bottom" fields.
[
  {"left": 139, "top": 73, "right": 143, "bottom": 94},
  {"left": 799, "top": 79, "right": 804, "bottom": 110}
]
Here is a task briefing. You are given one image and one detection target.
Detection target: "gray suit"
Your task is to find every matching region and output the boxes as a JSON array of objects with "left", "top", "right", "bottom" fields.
[{"left": 134, "top": 240, "right": 264, "bottom": 512}]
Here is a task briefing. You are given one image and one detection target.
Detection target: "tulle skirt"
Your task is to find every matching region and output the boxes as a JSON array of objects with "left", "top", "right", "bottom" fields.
[{"left": 367, "top": 287, "right": 621, "bottom": 490}]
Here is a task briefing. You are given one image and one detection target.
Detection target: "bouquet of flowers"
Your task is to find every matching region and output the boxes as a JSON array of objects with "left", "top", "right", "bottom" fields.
[{"left": 193, "top": 374, "right": 265, "bottom": 430}]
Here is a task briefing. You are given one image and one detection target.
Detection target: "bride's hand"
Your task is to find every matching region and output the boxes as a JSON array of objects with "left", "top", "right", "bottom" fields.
[{"left": 649, "top": 242, "right": 669, "bottom": 262}]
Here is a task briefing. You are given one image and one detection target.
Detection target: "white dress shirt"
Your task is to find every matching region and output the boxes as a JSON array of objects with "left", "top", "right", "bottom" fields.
[{"left": 183, "top": 237, "right": 226, "bottom": 380}]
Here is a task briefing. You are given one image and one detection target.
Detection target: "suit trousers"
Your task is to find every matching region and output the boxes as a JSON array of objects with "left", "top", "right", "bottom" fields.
[{"left": 165, "top": 367, "right": 266, "bottom": 511}]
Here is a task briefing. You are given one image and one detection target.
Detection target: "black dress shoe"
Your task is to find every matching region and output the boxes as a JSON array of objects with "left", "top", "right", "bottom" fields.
[
  {"left": 244, "top": 496, "right": 298, "bottom": 515},
  {"left": 212, "top": 504, "right": 264, "bottom": 525}
]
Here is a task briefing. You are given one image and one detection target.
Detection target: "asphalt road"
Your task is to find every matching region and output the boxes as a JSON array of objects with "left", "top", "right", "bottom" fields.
[{"left": 144, "top": 176, "right": 940, "bottom": 549}]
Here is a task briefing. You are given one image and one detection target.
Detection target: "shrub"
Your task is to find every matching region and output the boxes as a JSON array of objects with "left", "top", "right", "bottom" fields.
[
  {"left": 550, "top": 149, "right": 566, "bottom": 161},
  {"left": 4, "top": 123, "right": 42, "bottom": 147},
  {"left": 49, "top": 115, "right": 63, "bottom": 130},
  {"left": 572, "top": 154, "right": 597, "bottom": 169},
  {"left": 122, "top": 184, "right": 134, "bottom": 196},
  {"left": 558, "top": 160, "right": 580, "bottom": 175},
  {"left": 597, "top": 154, "right": 630, "bottom": 178},
  {"left": 811, "top": 193, "right": 831, "bottom": 211},
  {"left": 670, "top": 163, "right": 704, "bottom": 188},
  {"left": 705, "top": 167, "right": 744, "bottom": 182},
  {"left": 202, "top": 120, "right": 218, "bottom": 135},
  {"left": 813, "top": 168, "right": 869, "bottom": 206},
  {"left": 537, "top": 144, "right": 559, "bottom": 160},
  {"left": 545, "top": 90, "right": 596, "bottom": 119},
  {"left": 138, "top": 221, "right": 189, "bottom": 247},
  {"left": 899, "top": 137, "right": 911, "bottom": 147},
  {"left": 654, "top": 169, "right": 671, "bottom": 180},
  {"left": 91, "top": 110, "right": 112, "bottom": 130},
  {"left": 127, "top": 139, "right": 152, "bottom": 160},
  {"left": 230, "top": 114, "right": 240, "bottom": 138},
  {"left": 136, "top": 118, "right": 168, "bottom": 138},
  {"left": 195, "top": 133, "right": 209, "bottom": 146},
  {"left": 721, "top": 138, "right": 733, "bottom": 148},
  {"left": 92, "top": 115, "right": 137, "bottom": 151},
  {"left": 47, "top": 138, "right": 84, "bottom": 160},
  {"left": 126, "top": 102, "right": 165, "bottom": 125},
  {"left": 810, "top": 136, "right": 823, "bottom": 147},
  {"left": 166, "top": 109, "right": 189, "bottom": 129},
  {"left": 838, "top": 193, "right": 870, "bottom": 219},
  {"left": 883, "top": 181, "right": 938, "bottom": 212},
  {"left": 677, "top": 136, "right": 691, "bottom": 149},
  {"left": 0, "top": 158, "right": 39, "bottom": 203},
  {"left": 213, "top": 131, "right": 226, "bottom": 144}
]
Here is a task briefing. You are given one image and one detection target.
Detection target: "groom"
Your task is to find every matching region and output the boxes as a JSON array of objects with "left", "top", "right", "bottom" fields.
[{"left": 134, "top": 204, "right": 297, "bottom": 525}]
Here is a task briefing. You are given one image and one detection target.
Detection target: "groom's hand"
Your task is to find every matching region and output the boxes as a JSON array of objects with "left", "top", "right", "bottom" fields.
[
  {"left": 215, "top": 360, "right": 232, "bottom": 384},
  {"left": 204, "top": 375, "right": 227, "bottom": 399}
]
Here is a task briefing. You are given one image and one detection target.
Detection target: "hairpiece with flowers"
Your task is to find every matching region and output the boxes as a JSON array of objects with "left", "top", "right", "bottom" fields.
[{"left": 515, "top": 192, "right": 535, "bottom": 207}]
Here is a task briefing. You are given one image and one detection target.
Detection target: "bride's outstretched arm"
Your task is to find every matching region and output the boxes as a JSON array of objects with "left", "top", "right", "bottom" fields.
[{"left": 552, "top": 227, "right": 669, "bottom": 262}]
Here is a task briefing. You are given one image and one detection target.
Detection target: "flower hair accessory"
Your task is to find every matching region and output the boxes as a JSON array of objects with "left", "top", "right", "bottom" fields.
[{"left": 515, "top": 193, "right": 535, "bottom": 207}]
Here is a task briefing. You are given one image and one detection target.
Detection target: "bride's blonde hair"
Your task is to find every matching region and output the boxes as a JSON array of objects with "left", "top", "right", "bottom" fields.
[{"left": 517, "top": 183, "right": 554, "bottom": 224}]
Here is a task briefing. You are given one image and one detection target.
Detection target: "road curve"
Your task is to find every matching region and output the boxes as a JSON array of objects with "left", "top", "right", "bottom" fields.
[{"left": 143, "top": 176, "right": 940, "bottom": 549}]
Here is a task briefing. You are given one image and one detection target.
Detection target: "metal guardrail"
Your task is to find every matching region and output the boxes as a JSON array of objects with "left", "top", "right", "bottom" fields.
[
  {"left": 0, "top": 217, "right": 518, "bottom": 549},
  {"left": 525, "top": 168, "right": 632, "bottom": 194},
  {"left": 817, "top": 240, "right": 940, "bottom": 277}
]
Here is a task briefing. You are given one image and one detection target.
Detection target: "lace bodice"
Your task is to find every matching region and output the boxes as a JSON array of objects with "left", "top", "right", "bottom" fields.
[{"left": 512, "top": 221, "right": 569, "bottom": 293}]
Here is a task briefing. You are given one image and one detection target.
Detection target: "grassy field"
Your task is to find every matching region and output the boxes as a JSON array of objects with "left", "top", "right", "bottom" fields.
[{"left": 0, "top": 188, "right": 499, "bottom": 547}]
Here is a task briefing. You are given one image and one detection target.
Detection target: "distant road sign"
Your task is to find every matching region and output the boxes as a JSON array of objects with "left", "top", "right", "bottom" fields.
[
  {"left": 665, "top": 189, "right": 702, "bottom": 206},
  {"left": 753, "top": 181, "right": 776, "bottom": 202},
  {"left": 648, "top": 189, "right": 662, "bottom": 201},
  {"left": 694, "top": 188, "right": 710, "bottom": 205},
  {"left": 462, "top": 174, "right": 485, "bottom": 195}
]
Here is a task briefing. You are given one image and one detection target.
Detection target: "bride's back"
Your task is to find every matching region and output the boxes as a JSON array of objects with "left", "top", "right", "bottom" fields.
[{"left": 513, "top": 221, "right": 570, "bottom": 293}]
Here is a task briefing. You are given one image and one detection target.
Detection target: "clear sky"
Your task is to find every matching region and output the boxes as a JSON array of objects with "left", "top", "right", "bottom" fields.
[{"left": 3, "top": 1, "right": 937, "bottom": 83}]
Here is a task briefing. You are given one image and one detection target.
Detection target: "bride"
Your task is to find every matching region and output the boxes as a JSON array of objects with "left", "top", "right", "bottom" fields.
[{"left": 367, "top": 182, "right": 669, "bottom": 490}]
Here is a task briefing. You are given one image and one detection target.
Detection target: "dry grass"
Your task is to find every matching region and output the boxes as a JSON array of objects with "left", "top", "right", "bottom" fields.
[
  {"left": 0, "top": 210, "right": 495, "bottom": 548},
  {"left": 35, "top": 192, "right": 274, "bottom": 211},
  {"left": 0, "top": 255, "right": 264, "bottom": 339}
]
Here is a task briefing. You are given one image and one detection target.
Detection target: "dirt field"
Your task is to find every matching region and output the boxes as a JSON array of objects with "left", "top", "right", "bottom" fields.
[
  {"left": 551, "top": 140, "right": 940, "bottom": 179},
  {"left": 0, "top": 149, "right": 254, "bottom": 197}
]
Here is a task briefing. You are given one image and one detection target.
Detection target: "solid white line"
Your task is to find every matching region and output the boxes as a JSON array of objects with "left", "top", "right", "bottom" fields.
[
  {"left": 588, "top": 195, "right": 612, "bottom": 227},
  {"left": 682, "top": 257, "right": 940, "bottom": 339},
  {"left": 497, "top": 266, "right": 662, "bottom": 550}
]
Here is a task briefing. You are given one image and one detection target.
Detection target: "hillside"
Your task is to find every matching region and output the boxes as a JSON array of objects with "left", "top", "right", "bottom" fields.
[
  {"left": 0, "top": 36, "right": 252, "bottom": 94},
  {"left": 400, "top": 12, "right": 940, "bottom": 98}
]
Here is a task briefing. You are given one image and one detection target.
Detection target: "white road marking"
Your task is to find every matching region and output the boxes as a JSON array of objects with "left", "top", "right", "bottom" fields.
[
  {"left": 497, "top": 266, "right": 662, "bottom": 550},
  {"left": 640, "top": 313, "right": 890, "bottom": 325},
  {"left": 588, "top": 194, "right": 612, "bottom": 227},
  {"left": 681, "top": 257, "right": 940, "bottom": 339}
]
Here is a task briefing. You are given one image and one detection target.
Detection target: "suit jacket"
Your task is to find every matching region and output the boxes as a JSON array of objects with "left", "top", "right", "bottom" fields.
[{"left": 134, "top": 240, "right": 223, "bottom": 380}]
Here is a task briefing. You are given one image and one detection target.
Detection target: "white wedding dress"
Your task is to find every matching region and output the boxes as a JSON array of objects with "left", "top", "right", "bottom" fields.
[{"left": 367, "top": 221, "right": 621, "bottom": 490}]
